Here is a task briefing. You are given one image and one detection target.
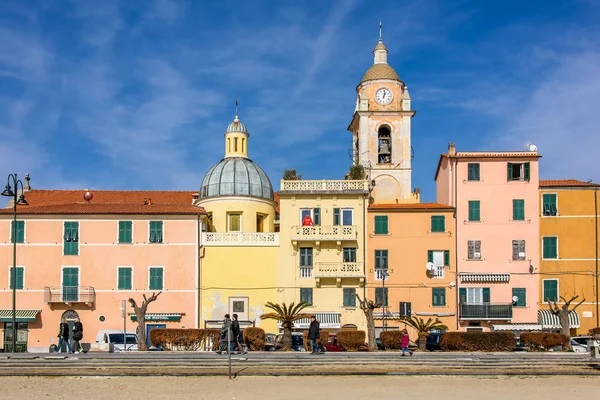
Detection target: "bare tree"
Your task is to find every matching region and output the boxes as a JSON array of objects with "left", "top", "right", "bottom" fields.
[
  {"left": 129, "top": 292, "right": 162, "bottom": 351},
  {"left": 356, "top": 294, "right": 382, "bottom": 352},
  {"left": 548, "top": 294, "right": 585, "bottom": 349}
]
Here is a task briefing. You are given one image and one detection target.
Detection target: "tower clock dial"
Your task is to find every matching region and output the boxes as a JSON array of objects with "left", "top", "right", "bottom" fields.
[{"left": 375, "top": 88, "right": 393, "bottom": 105}]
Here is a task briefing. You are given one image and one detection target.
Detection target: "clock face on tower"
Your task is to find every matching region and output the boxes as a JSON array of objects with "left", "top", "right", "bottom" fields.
[{"left": 375, "top": 88, "right": 393, "bottom": 105}]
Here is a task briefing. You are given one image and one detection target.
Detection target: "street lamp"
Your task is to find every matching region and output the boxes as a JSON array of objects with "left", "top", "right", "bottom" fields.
[
  {"left": 2, "top": 174, "right": 28, "bottom": 353},
  {"left": 381, "top": 269, "right": 389, "bottom": 332}
]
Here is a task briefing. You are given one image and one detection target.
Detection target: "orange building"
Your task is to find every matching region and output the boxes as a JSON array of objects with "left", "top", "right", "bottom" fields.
[{"left": 367, "top": 203, "right": 456, "bottom": 336}]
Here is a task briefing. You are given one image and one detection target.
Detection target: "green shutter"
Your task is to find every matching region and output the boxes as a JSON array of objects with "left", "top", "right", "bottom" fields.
[
  {"left": 301, "top": 288, "right": 313, "bottom": 305},
  {"left": 524, "top": 162, "right": 530, "bottom": 181},
  {"left": 343, "top": 288, "right": 356, "bottom": 307},
  {"left": 512, "top": 288, "right": 526, "bottom": 307},
  {"left": 459, "top": 288, "right": 466, "bottom": 304},
  {"left": 9, "top": 267, "right": 24, "bottom": 290},
  {"left": 428, "top": 250, "right": 433, "bottom": 263},
  {"left": 513, "top": 200, "right": 525, "bottom": 221},
  {"left": 507, "top": 163, "right": 513, "bottom": 181},
  {"left": 544, "top": 280, "right": 558, "bottom": 302},
  {"left": 149, "top": 268, "right": 163, "bottom": 290},
  {"left": 374, "top": 216, "right": 388, "bottom": 234},
  {"left": 482, "top": 287, "right": 490, "bottom": 303},
  {"left": 543, "top": 237, "right": 558, "bottom": 259},
  {"left": 543, "top": 194, "right": 557, "bottom": 216},
  {"left": 64, "top": 222, "right": 79, "bottom": 256},
  {"left": 333, "top": 208, "right": 340, "bottom": 225},
  {"left": 118, "top": 268, "right": 132, "bottom": 290},
  {"left": 11, "top": 221, "right": 25, "bottom": 243},
  {"left": 468, "top": 201, "right": 480, "bottom": 221},
  {"left": 444, "top": 250, "right": 450, "bottom": 266},
  {"left": 119, "top": 221, "right": 132, "bottom": 243},
  {"left": 431, "top": 216, "right": 445, "bottom": 232},
  {"left": 468, "top": 163, "right": 480, "bottom": 181},
  {"left": 432, "top": 288, "right": 446, "bottom": 306},
  {"left": 149, "top": 221, "right": 163, "bottom": 243},
  {"left": 313, "top": 208, "right": 321, "bottom": 226}
]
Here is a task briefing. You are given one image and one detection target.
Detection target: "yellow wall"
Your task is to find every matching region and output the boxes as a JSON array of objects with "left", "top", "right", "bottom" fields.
[
  {"left": 540, "top": 187, "right": 600, "bottom": 334},
  {"left": 198, "top": 196, "right": 276, "bottom": 233}
]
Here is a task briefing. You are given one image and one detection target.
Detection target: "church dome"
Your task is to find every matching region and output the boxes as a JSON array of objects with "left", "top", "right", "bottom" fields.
[
  {"left": 226, "top": 116, "right": 248, "bottom": 134},
  {"left": 200, "top": 157, "right": 274, "bottom": 201},
  {"left": 361, "top": 63, "right": 401, "bottom": 83}
]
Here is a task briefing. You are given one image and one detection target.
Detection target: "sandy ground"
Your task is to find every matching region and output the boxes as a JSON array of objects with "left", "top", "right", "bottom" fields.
[{"left": 0, "top": 376, "right": 598, "bottom": 400}]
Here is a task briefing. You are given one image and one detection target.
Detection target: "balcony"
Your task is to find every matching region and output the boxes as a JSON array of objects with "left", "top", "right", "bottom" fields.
[
  {"left": 300, "top": 267, "right": 313, "bottom": 278},
  {"left": 459, "top": 303, "right": 513, "bottom": 320},
  {"left": 280, "top": 179, "right": 369, "bottom": 193},
  {"left": 202, "top": 232, "right": 279, "bottom": 247},
  {"left": 315, "top": 262, "right": 365, "bottom": 287},
  {"left": 44, "top": 286, "right": 96, "bottom": 306}
]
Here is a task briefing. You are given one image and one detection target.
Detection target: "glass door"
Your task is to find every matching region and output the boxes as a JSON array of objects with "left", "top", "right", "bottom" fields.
[{"left": 3, "top": 322, "right": 28, "bottom": 353}]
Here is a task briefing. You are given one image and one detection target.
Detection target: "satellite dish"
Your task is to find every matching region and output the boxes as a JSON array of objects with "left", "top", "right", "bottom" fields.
[
  {"left": 512, "top": 296, "right": 519, "bottom": 303},
  {"left": 426, "top": 262, "right": 435, "bottom": 271},
  {"left": 449, "top": 281, "right": 456, "bottom": 287}
]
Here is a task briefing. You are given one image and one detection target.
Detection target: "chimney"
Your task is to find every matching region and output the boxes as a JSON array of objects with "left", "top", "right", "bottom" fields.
[{"left": 448, "top": 142, "right": 456, "bottom": 156}]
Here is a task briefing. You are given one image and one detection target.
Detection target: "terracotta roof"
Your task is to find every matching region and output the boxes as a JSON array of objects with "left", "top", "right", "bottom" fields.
[
  {"left": 274, "top": 192, "right": 280, "bottom": 214},
  {"left": 0, "top": 190, "right": 205, "bottom": 216},
  {"left": 539, "top": 179, "right": 600, "bottom": 188},
  {"left": 361, "top": 63, "right": 401, "bottom": 83},
  {"left": 434, "top": 151, "right": 541, "bottom": 181},
  {"left": 369, "top": 203, "right": 454, "bottom": 211}
]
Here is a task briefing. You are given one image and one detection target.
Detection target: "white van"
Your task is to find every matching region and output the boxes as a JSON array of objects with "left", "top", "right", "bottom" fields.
[{"left": 96, "top": 330, "right": 138, "bottom": 352}]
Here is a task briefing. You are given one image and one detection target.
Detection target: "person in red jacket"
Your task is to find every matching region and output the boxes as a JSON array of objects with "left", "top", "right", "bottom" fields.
[
  {"left": 302, "top": 214, "right": 314, "bottom": 226},
  {"left": 401, "top": 329, "right": 413, "bottom": 356}
]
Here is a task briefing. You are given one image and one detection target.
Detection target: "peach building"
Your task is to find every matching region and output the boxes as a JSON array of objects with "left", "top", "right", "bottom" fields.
[
  {"left": 367, "top": 203, "right": 456, "bottom": 336},
  {"left": 435, "top": 143, "right": 541, "bottom": 332},
  {"left": 0, "top": 188, "right": 204, "bottom": 352}
]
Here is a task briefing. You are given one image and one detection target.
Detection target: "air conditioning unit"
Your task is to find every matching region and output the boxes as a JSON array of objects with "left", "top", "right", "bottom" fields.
[{"left": 474, "top": 252, "right": 481, "bottom": 259}]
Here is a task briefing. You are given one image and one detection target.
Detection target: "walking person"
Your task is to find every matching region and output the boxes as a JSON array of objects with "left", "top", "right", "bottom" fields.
[
  {"left": 308, "top": 315, "right": 321, "bottom": 354},
  {"left": 72, "top": 318, "right": 84, "bottom": 354},
  {"left": 217, "top": 314, "right": 233, "bottom": 354},
  {"left": 55, "top": 318, "right": 73, "bottom": 354},
  {"left": 231, "top": 314, "right": 247, "bottom": 354},
  {"left": 401, "top": 329, "right": 413, "bottom": 356}
]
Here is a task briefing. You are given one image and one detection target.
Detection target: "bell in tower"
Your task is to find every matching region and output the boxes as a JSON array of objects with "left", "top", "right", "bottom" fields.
[{"left": 378, "top": 126, "right": 392, "bottom": 164}]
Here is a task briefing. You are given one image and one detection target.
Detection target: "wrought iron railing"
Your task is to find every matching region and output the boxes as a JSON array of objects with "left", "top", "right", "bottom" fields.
[
  {"left": 44, "top": 286, "right": 96, "bottom": 304},
  {"left": 459, "top": 303, "right": 513, "bottom": 319}
]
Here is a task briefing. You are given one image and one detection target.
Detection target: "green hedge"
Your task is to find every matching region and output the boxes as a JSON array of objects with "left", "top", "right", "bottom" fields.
[{"left": 440, "top": 332, "right": 514, "bottom": 351}]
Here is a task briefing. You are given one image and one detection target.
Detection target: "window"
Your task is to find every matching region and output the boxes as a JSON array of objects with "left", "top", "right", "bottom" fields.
[
  {"left": 507, "top": 162, "right": 530, "bottom": 181},
  {"left": 375, "top": 250, "right": 388, "bottom": 269},
  {"left": 377, "top": 126, "right": 392, "bottom": 164},
  {"left": 467, "top": 163, "right": 480, "bottom": 181},
  {"left": 300, "top": 288, "right": 313, "bottom": 305},
  {"left": 343, "top": 248, "right": 357, "bottom": 263},
  {"left": 227, "top": 214, "right": 241, "bottom": 232},
  {"left": 374, "top": 216, "right": 388, "bottom": 235},
  {"left": 63, "top": 222, "right": 79, "bottom": 256},
  {"left": 432, "top": 288, "right": 446, "bottom": 306},
  {"left": 542, "top": 194, "right": 557, "bottom": 216},
  {"left": 118, "top": 221, "right": 133, "bottom": 244},
  {"left": 118, "top": 267, "right": 132, "bottom": 290},
  {"left": 542, "top": 237, "right": 558, "bottom": 259},
  {"left": 9, "top": 267, "right": 24, "bottom": 290},
  {"left": 149, "top": 267, "right": 163, "bottom": 290},
  {"left": 512, "top": 288, "right": 526, "bottom": 307},
  {"left": 460, "top": 287, "right": 490, "bottom": 304},
  {"left": 313, "top": 208, "right": 320, "bottom": 226},
  {"left": 234, "top": 137, "right": 238, "bottom": 152},
  {"left": 512, "top": 240, "right": 526, "bottom": 260},
  {"left": 300, "top": 248, "right": 313, "bottom": 267},
  {"left": 341, "top": 209, "right": 353, "bottom": 226},
  {"left": 256, "top": 214, "right": 265, "bottom": 232},
  {"left": 430, "top": 216, "right": 445, "bottom": 232},
  {"left": 467, "top": 240, "right": 482, "bottom": 260},
  {"left": 428, "top": 250, "right": 449, "bottom": 278},
  {"left": 343, "top": 288, "right": 356, "bottom": 307},
  {"left": 512, "top": 199, "right": 525, "bottom": 221},
  {"left": 300, "top": 209, "right": 320, "bottom": 225},
  {"left": 543, "top": 280, "right": 558, "bottom": 302},
  {"left": 468, "top": 201, "right": 480, "bottom": 222},
  {"left": 10, "top": 221, "right": 25, "bottom": 243},
  {"left": 149, "top": 221, "right": 163, "bottom": 243},
  {"left": 333, "top": 208, "right": 340, "bottom": 225},
  {"left": 375, "top": 287, "right": 388, "bottom": 306}
]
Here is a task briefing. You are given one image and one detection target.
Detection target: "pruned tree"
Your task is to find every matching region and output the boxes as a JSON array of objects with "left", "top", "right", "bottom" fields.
[
  {"left": 261, "top": 301, "right": 310, "bottom": 351},
  {"left": 356, "top": 294, "right": 382, "bottom": 352},
  {"left": 346, "top": 164, "right": 366, "bottom": 180},
  {"left": 548, "top": 294, "right": 585, "bottom": 349},
  {"left": 129, "top": 292, "right": 162, "bottom": 351},
  {"left": 283, "top": 169, "right": 302, "bottom": 180}
]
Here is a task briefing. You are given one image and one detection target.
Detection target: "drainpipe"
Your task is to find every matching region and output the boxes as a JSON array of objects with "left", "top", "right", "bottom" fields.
[
  {"left": 453, "top": 157, "right": 459, "bottom": 331},
  {"left": 197, "top": 214, "right": 202, "bottom": 330},
  {"left": 595, "top": 188, "right": 599, "bottom": 330},
  {"left": 363, "top": 191, "right": 367, "bottom": 300}
]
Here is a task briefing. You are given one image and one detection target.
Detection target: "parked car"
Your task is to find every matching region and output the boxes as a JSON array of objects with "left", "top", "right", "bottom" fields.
[
  {"left": 96, "top": 330, "right": 138, "bottom": 352},
  {"left": 571, "top": 336, "right": 592, "bottom": 346},
  {"left": 514, "top": 337, "right": 528, "bottom": 352},
  {"left": 324, "top": 334, "right": 370, "bottom": 352},
  {"left": 425, "top": 332, "right": 444, "bottom": 351},
  {"left": 570, "top": 339, "right": 589, "bottom": 353},
  {"left": 272, "top": 333, "right": 305, "bottom": 351},
  {"left": 264, "top": 333, "right": 279, "bottom": 351}
]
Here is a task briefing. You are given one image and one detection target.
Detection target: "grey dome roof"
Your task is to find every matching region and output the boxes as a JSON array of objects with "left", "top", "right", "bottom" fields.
[
  {"left": 200, "top": 157, "right": 274, "bottom": 201},
  {"left": 226, "top": 116, "right": 248, "bottom": 134}
]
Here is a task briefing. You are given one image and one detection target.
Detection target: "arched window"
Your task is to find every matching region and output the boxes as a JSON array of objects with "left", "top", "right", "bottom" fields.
[{"left": 378, "top": 126, "right": 392, "bottom": 163}]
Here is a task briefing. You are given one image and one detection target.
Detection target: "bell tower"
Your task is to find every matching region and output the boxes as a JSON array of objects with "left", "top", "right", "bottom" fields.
[{"left": 347, "top": 25, "right": 417, "bottom": 204}]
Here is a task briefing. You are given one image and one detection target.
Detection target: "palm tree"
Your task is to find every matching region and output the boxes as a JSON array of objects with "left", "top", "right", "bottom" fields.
[
  {"left": 261, "top": 301, "right": 311, "bottom": 350},
  {"left": 401, "top": 316, "right": 447, "bottom": 350}
]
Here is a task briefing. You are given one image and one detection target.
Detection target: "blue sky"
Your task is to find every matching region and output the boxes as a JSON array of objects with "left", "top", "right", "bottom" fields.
[{"left": 1, "top": 0, "right": 599, "bottom": 202}]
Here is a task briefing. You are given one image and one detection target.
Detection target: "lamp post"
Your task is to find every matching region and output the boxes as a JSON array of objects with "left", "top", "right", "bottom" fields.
[
  {"left": 381, "top": 269, "right": 389, "bottom": 332},
  {"left": 2, "top": 174, "right": 28, "bottom": 353}
]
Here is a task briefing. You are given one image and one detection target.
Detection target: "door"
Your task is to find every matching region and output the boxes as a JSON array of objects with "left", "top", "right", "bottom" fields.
[
  {"left": 3, "top": 322, "right": 28, "bottom": 353},
  {"left": 146, "top": 324, "right": 166, "bottom": 348},
  {"left": 62, "top": 268, "right": 79, "bottom": 302}
]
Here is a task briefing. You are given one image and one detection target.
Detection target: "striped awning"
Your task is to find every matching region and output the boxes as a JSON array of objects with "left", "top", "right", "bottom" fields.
[
  {"left": 459, "top": 273, "right": 510, "bottom": 283},
  {"left": 129, "top": 313, "right": 184, "bottom": 322},
  {"left": 280, "top": 313, "right": 341, "bottom": 329},
  {"left": 0, "top": 309, "right": 40, "bottom": 322},
  {"left": 491, "top": 324, "right": 542, "bottom": 331},
  {"left": 538, "top": 310, "right": 580, "bottom": 329}
]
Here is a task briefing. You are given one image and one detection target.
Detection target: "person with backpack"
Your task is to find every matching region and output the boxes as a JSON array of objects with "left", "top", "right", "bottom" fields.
[
  {"left": 72, "top": 318, "right": 84, "bottom": 354},
  {"left": 55, "top": 318, "right": 73, "bottom": 354}
]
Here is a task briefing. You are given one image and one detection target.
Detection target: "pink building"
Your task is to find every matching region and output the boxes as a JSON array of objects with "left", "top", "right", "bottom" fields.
[
  {"left": 0, "top": 189, "right": 203, "bottom": 352},
  {"left": 435, "top": 143, "right": 541, "bottom": 332}
]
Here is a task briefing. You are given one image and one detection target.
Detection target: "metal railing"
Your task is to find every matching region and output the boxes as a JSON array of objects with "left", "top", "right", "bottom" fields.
[
  {"left": 459, "top": 303, "right": 513, "bottom": 320},
  {"left": 280, "top": 180, "right": 369, "bottom": 192},
  {"left": 291, "top": 225, "right": 357, "bottom": 241},
  {"left": 315, "top": 262, "right": 364, "bottom": 277},
  {"left": 44, "top": 286, "right": 96, "bottom": 304}
]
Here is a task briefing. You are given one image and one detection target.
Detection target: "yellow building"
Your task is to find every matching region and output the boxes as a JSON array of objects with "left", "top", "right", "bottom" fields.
[
  {"left": 196, "top": 110, "right": 279, "bottom": 333},
  {"left": 277, "top": 180, "right": 370, "bottom": 332},
  {"left": 539, "top": 179, "right": 600, "bottom": 335}
]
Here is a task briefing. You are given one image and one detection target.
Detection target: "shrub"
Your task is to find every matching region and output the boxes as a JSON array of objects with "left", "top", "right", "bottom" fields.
[
  {"left": 440, "top": 332, "right": 514, "bottom": 351},
  {"left": 520, "top": 332, "right": 569, "bottom": 351},
  {"left": 242, "top": 327, "right": 265, "bottom": 351},
  {"left": 150, "top": 328, "right": 220, "bottom": 351},
  {"left": 379, "top": 331, "right": 403, "bottom": 350},
  {"left": 302, "top": 331, "right": 329, "bottom": 351},
  {"left": 336, "top": 330, "right": 366, "bottom": 352},
  {"left": 588, "top": 327, "right": 600, "bottom": 337}
]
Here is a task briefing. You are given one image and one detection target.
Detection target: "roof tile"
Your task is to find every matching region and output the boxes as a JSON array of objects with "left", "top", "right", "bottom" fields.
[
  {"left": 369, "top": 202, "right": 454, "bottom": 210},
  {"left": 539, "top": 179, "right": 600, "bottom": 188}
]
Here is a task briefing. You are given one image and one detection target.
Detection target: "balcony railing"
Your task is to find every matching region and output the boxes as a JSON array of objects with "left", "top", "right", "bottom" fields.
[
  {"left": 291, "top": 225, "right": 357, "bottom": 241},
  {"left": 280, "top": 180, "right": 369, "bottom": 192},
  {"left": 202, "top": 232, "right": 279, "bottom": 246},
  {"left": 44, "top": 286, "right": 96, "bottom": 305},
  {"left": 300, "top": 267, "right": 313, "bottom": 278},
  {"left": 374, "top": 268, "right": 388, "bottom": 280},
  {"left": 459, "top": 303, "right": 513, "bottom": 320},
  {"left": 315, "top": 262, "right": 364, "bottom": 278}
]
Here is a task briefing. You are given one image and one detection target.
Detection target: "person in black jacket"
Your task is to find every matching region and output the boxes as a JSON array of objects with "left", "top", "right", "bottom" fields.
[
  {"left": 217, "top": 314, "right": 233, "bottom": 354},
  {"left": 55, "top": 318, "right": 73, "bottom": 354},
  {"left": 231, "top": 314, "right": 248, "bottom": 354},
  {"left": 72, "top": 318, "right": 84, "bottom": 354},
  {"left": 308, "top": 315, "right": 321, "bottom": 354}
]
